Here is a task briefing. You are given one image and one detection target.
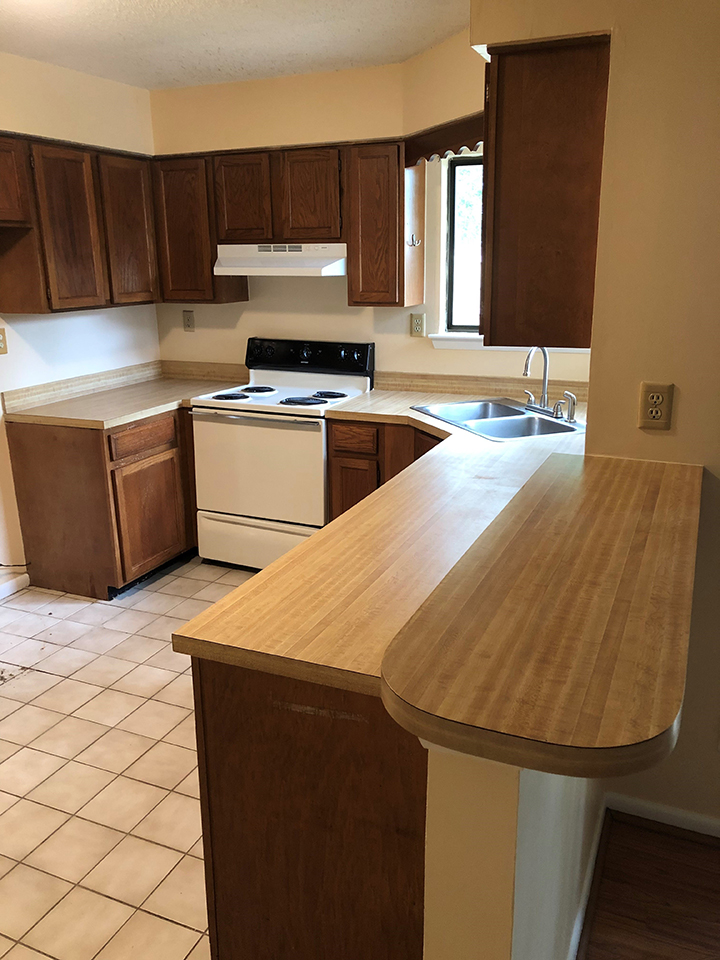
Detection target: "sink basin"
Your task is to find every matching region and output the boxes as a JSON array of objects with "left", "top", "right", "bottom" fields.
[{"left": 411, "top": 397, "right": 584, "bottom": 442}]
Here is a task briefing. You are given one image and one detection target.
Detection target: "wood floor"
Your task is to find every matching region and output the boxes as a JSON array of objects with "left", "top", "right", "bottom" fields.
[{"left": 580, "top": 810, "right": 720, "bottom": 959}]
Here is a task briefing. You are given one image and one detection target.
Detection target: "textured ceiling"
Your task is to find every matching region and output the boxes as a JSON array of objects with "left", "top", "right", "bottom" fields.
[{"left": 0, "top": 0, "right": 468, "bottom": 89}]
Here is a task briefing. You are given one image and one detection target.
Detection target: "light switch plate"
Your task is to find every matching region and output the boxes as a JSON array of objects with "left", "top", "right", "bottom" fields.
[
  {"left": 638, "top": 381, "right": 674, "bottom": 430},
  {"left": 183, "top": 310, "right": 195, "bottom": 332},
  {"left": 410, "top": 313, "right": 426, "bottom": 337},
  {"left": 0, "top": 328, "right": 7, "bottom": 355}
]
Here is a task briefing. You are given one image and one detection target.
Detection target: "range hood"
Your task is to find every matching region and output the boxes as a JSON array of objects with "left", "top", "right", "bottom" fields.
[{"left": 214, "top": 243, "right": 347, "bottom": 277}]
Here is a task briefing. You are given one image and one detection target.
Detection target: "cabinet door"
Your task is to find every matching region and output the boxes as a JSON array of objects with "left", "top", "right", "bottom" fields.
[
  {"left": 280, "top": 148, "right": 341, "bottom": 239},
  {"left": 329, "top": 456, "right": 379, "bottom": 520},
  {"left": 0, "top": 137, "right": 32, "bottom": 225},
  {"left": 32, "top": 144, "right": 106, "bottom": 309},
  {"left": 99, "top": 154, "right": 159, "bottom": 304},
  {"left": 414, "top": 430, "right": 441, "bottom": 460},
  {"left": 215, "top": 153, "right": 273, "bottom": 241},
  {"left": 347, "top": 143, "right": 401, "bottom": 305},
  {"left": 112, "top": 447, "right": 187, "bottom": 582},
  {"left": 153, "top": 157, "right": 215, "bottom": 300}
]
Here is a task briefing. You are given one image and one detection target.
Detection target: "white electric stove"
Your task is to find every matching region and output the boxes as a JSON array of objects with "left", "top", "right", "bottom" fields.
[{"left": 191, "top": 337, "right": 374, "bottom": 569}]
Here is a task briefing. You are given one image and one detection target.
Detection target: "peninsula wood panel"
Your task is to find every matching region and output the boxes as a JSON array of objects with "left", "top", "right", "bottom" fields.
[
  {"left": 214, "top": 152, "right": 273, "bottom": 241},
  {"left": 381, "top": 453, "right": 702, "bottom": 775},
  {"left": 32, "top": 143, "right": 107, "bottom": 309},
  {"left": 329, "top": 456, "right": 379, "bottom": 519},
  {"left": 0, "top": 136, "right": 32, "bottom": 224},
  {"left": 98, "top": 154, "right": 159, "bottom": 304},
  {"left": 482, "top": 37, "right": 610, "bottom": 347},
  {"left": 194, "top": 660, "right": 426, "bottom": 960},
  {"left": 280, "top": 147, "right": 341, "bottom": 239}
]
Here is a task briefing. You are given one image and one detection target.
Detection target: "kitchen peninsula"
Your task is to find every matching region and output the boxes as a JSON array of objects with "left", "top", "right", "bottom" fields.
[{"left": 173, "top": 394, "right": 702, "bottom": 960}]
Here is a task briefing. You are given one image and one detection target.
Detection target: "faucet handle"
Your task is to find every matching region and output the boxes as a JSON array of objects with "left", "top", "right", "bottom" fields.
[
  {"left": 563, "top": 391, "right": 577, "bottom": 423},
  {"left": 524, "top": 389, "right": 536, "bottom": 406},
  {"left": 552, "top": 399, "right": 566, "bottom": 419}
]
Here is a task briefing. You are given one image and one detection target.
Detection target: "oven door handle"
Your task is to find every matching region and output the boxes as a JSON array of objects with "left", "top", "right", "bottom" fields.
[{"left": 190, "top": 409, "right": 323, "bottom": 428}]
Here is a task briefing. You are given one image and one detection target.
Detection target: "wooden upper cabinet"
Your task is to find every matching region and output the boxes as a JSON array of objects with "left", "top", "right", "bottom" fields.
[
  {"left": 153, "top": 157, "right": 215, "bottom": 301},
  {"left": 214, "top": 152, "right": 273, "bottom": 241},
  {"left": 482, "top": 36, "right": 611, "bottom": 348},
  {"left": 99, "top": 154, "right": 158, "bottom": 304},
  {"left": 0, "top": 137, "right": 32, "bottom": 225},
  {"left": 32, "top": 144, "right": 106, "bottom": 310},
  {"left": 280, "top": 148, "right": 341, "bottom": 239}
]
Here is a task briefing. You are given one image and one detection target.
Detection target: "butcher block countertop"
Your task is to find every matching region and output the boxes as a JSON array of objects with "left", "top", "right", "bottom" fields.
[
  {"left": 3, "top": 377, "right": 238, "bottom": 430},
  {"left": 174, "top": 388, "right": 703, "bottom": 776}
]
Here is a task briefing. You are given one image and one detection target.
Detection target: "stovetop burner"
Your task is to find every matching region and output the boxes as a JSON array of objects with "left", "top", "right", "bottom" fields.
[
  {"left": 313, "top": 390, "right": 347, "bottom": 399},
  {"left": 240, "top": 386, "right": 276, "bottom": 394},
  {"left": 213, "top": 392, "right": 249, "bottom": 400},
  {"left": 279, "top": 396, "right": 328, "bottom": 406}
]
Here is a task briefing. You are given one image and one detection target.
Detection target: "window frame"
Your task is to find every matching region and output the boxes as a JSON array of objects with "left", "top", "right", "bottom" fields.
[{"left": 445, "top": 154, "right": 484, "bottom": 333}]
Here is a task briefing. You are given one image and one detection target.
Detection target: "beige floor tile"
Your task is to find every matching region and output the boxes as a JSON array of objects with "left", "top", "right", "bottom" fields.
[
  {"left": 70, "top": 656, "right": 135, "bottom": 687},
  {"left": 0, "top": 613, "right": 57, "bottom": 639},
  {"left": 0, "top": 705, "right": 63, "bottom": 745},
  {"left": 165, "top": 599, "right": 214, "bottom": 621},
  {"left": 146, "top": 574, "right": 179, "bottom": 591},
  {"left": 0, "top": 607, "right": 24, "bottom": 631},
  {"left": 157, "top": 578, "right": 206, "bottom": 599},
  {"left": 93, "top": 909, "right": 200, "bottom": 960},
  {"left": 0, "top": 634, "right": 24, "bottom": 657},
  {"left": 216, "top": 568, "right": 255, "bottom": 586},
  {"left": 73, "top": 689, "right": 145, "bottom": 725},
  {"left": 137, "top": 617, "right": 188, "bottom": 642},
  {"left": 0, "top": 934, "right": 10, "bottom": 957},
  {"left": 0, "top": 864, "right": 71, "bottom": 940},
  {"left": 33, "top": 620, "right": 91, "bottom": 647},
  {"left": 0, "top": 790, "right": 19, "bottom": 815},
  {"left": 0, "top": 747, "right": 66, "bottom": 797},
  {"left": 0, "top": 855, "right": 15, "bottom": 879},
  {"left": 0, "top": 799, "right": 68, "bottom": 860},
  {"left": 153, "top": 674, "right": 194, "bottom": 709},
  {"left": 36, "top": 595, "right": 93, "bottom": 620},
  {"left": 163, "top": 715, "right": 196, "bottom": 750},
  {"left": 106, "top": 634, "right": 165, "bottom": 663},
  {"left": 24, "top": 886, "right": 133, "bottom": 960},
  {"left": 67, "top": 604, "right": 122, "bottom": 627},
  {"left": 3, "top": 591, "right": 57, "bottom": 614},
  {"left": 129, "top": 591, "right": 184, "bottom": 615},
  {"left": 27, "top": 760, "right": 115, "bottom": 814},
  {"left": 75, "top": 728, "right": 154, "bottom": 773},
  {"left": 70, "top": 626, "right": 129, "bottom": 656},
  {"left": 36, "top": 647, "right": 97, "bottom": 678},
  {"left": 32, "top": 678, "right": 104, "bottom": 715},
  {"left": 145, "top": 645, "right": 191, "bottom": 673},
  {"left": 0, "top": 741, "right": 19, "bottom": 763},
  {"left": 170, "top": 559, "right": 202, "bottom": 576},
  {"left": 0, "top": 671, "right": 61, "bottom": 703},
  {"left": 25, "top": 817, "right": 123, "bottom": 883},
  {"left": 0, "top": 698, "right": 20, "bottom": 721},
  {"left": 111, "top": 665, "right": 176, "bottom": 699},
  {"left": 181, "top": 564, "right": 226, "bottom": 583},
  {"left": 78, "top": 776, "right": 166, "bottom": 831},
  {"left": 30, "top": 716, "right": 109, "bottom": 760},
  {"left": 143, "top": 856, "right": 208, "bottom": 931},
  {"left": 132, "top": 793, "right": 201, "bottom": 852},
  {"left": 0, "top": 665, "right": 24, "bottom": 685},
  {"left": 0, "top": 639, "right": 58, "bottom": 668},
  {"left": 175, "top": 768, "right": 200, "bottom": 799},
  {"left": 4, "top": 944, "right": 53, "bottom": 958},
  {"left": 188, "top": 836, "right": 203, "bottom": 860},
  {"left": 117, "top": 701, "right": 189, "bottom": 739},
  {"left": 101, "top": 609, "right": 159, "bottom": 635},
  {"left": 125, "top": 742, "right": 197, "bottom": 790},
  {"left": 99, "top": 585, "right": 146, "bottom": 608},
  {"left": 187, "top": 936, "right": 210, "bottom": 960},
  {"left": 191, "top": 582, "right": 237, "bottom": 602},
  {"left": 82, "top": 836, "right": 182, "bottom": 906}
]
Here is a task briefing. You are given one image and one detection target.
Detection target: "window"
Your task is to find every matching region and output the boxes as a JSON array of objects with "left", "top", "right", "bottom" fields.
[{"left": 446, "top": 156, "right": 484, "bottom": 332}]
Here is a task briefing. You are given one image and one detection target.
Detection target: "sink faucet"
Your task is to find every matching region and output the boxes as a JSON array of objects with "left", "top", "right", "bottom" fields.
[{"left": 522, "top": 346, "right": 550, "bottom": 410}]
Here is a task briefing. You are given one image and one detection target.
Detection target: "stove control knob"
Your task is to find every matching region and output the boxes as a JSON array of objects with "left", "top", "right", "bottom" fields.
[
  {"left": 300, "top": 344, "right": 312, "bottom": 362},
  {"left": 265, "top": 344, "right": 275, "bottom": 358},
  {"left": 249, "top": 341, "right": 262, "bottom": 359},
  {"left": 338, "top": 346, "right": 348, "bottom": 362},
  {"left": 352, "top": 348, "right": 362, "bottom": 364}
]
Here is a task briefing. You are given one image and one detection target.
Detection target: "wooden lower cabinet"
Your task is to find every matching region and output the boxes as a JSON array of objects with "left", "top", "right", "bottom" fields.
[
  {"left": 194, "top": 659, "right": 427, "bottom": 960},
  {"left": 329, "top": 456, "right": 379, "bottom": 518},
  {"left": 6, "top": 409, "right": 196, "bottom": 599}
]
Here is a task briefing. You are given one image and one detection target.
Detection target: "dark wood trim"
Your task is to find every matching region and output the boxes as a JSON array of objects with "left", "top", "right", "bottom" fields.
[
  {"left": 191, "top": 658, "right": 219, "bottom": 959},
  {"left": 404, "top": 111, "right": 484, "bottom": 166},
  {"left": 486, "top": 33, "right": 611, "bottom": 57},
  {"left": 480, "top": 57, "right": 497, "bottom": 338}
]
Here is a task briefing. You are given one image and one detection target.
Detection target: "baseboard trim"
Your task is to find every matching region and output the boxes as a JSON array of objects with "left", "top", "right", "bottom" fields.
[
  {"left": 604, "top": 792, "right": 720, "bottom": 839},
  {"left": 0, "top": 569, "right": 30, "bottom": 600}
]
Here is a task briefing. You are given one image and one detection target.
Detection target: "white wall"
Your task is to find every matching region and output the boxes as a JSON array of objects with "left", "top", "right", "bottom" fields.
[{"left": 0, "top": 306, "right": 160, "bottom": 565}]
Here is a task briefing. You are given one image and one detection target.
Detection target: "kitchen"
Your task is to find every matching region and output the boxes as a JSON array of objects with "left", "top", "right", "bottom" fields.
[{"left": 0, "top": 1, "right": 718, "bottom": 958}]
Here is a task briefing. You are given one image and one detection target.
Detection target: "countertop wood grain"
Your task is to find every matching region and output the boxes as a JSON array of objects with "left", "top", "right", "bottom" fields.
[{"left": 3, "top": 377, "right": 239, "bottom": 429}]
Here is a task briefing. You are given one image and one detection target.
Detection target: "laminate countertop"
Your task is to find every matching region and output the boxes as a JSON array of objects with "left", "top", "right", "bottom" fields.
[
  {"left": 174, "top": 388, "right": 703, "bottom": 776},
  {"left": 3, "top": 377, "right": 239, "bottom": 430}
]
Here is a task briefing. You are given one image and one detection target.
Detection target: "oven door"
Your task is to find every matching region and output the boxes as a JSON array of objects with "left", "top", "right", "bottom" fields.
[{"left": 191, "top": 409, "right": 326, "bottom": 527}]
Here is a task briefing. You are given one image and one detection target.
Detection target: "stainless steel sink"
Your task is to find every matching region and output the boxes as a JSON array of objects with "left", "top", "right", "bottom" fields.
[{"left": 411, "top": 397, "right": 584, "bottom": 442}]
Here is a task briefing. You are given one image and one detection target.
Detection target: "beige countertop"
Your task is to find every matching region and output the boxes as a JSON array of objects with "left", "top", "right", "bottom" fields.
[{"left": 3, "top": 377, "right": 239, "bottom": 430}]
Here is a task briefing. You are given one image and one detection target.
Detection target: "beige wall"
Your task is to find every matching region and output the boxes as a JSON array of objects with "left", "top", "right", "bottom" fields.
[
  {"left": 471, "top": 0, "right": 720, "bottom": 819},
  {"left": 0, "top": 52, "right": 153, "bottom": 153},
  {"left": 150, "top": 30, "right": 485, "bottom": 155}
]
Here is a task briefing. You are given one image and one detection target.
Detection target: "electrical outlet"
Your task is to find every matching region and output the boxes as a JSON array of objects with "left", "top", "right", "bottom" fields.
[
  {"left": 0, "top": 328, "right": 6, "bottom": 355},
  {"left": 410, "top": 313, "right": 426, "bottom": 337},
  {"left": 183, "top": 310, "right": 195, "bottom": 332},
  {"left": 638, "top": 381, "right": 674, "bottom": 430}
]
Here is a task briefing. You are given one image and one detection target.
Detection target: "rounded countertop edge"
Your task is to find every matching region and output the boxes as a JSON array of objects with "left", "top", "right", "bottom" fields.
[{"left": 379, "top": 678, "right": 681, "bottom": 779}]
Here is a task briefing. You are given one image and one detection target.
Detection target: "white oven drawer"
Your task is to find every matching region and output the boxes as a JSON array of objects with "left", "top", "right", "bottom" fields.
[
  {"left": 198, "top": 511, "right": 316, "bottom": 569},
  {"left": 192, "top": 409, "right": 326, "bottom": 527}
]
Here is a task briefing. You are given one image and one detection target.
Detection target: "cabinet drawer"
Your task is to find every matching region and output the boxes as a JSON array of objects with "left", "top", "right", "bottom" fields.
[
  {"left": 109, "top": 415, "right": 177, "bottom": 462},
  {"left": 330, "top": 422, "right": 378, "bottom": 455}
]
